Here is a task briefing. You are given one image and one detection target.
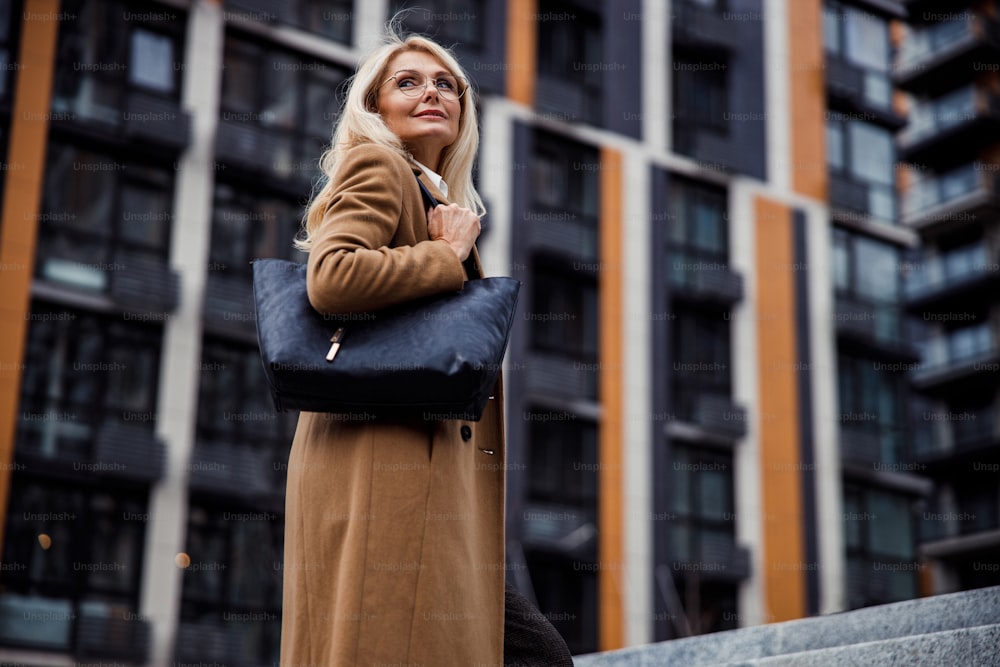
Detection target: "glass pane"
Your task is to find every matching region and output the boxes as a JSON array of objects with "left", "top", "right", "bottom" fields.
[
  {"left": 849, "top": 121, "right": 893, "bottom": 186},
  {"left": 304, "top": 68, "right": 342, "bottom": 140},
  {"left": 698, "top": 468, "right": 727, "bottom": 520},
  {"left": 262, "top": 52, "right": 300, "bottom": 129},
  {"left": 222, "top": 42, "right": 258, "bottom": 114},
  {"left": 120, "top": 183, "right": 170, "bottom": 249},
  {"left": 44, "top": 145, "right": 116, "bottom": 236},
  {"left": 844, "top": 8, "right": 889, "bottom": 72},
  {"left": 129, "top": 29, "right": 175, "bottom": 93},
  {"left": 826, "top": 121, "right": 844, "bottom": 170},
  {"left": 833, "top": 231, "right": 849, "bottom": 291},
  {"left": 672, "top": 450, "right": 690, "bottom": 515},
  {"left": 823, "top": 5, "right": 840, "bottom": 54},
  {"left": 854, "top": 235, "right": 898, "bottom": 302},
  {"left": 869, "top": 492, "right": 913, "bottom": 560}
]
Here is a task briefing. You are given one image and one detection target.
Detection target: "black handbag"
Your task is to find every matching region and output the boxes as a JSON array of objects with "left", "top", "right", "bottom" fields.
[{"left": 251, "top": 176, "right": 520, "bottom": 420}]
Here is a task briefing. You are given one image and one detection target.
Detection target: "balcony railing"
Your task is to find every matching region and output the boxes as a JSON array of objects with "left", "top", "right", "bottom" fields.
[
  {"left": 902, "top": 164, "right": 1000, "bottom": 230},
  {"left": 912, "top": 323, "right": 1000, "bottom": 387},
  {"left": 672, "top": 0, "right": 733, "bottom": 51},
  {"left": 691, "top": 393, "right": 747, "bottom": 439},
  {"left": 668, "top": 250, "right": 744, "bottom": 305},
  {"left": 899, "top": 85, "right": 1000, "bottom": 162},
  {"left": 524, "top": 353, "right": 598, "bottom": 402},
  {"left": 914, "top": 403, "right": 1000, "bottom": 461},
  {"left": 905, "top": 240, "right": 1000, "bottom": 304},
  {"left": 524, "top": 209, "right": 598, "bottom": 262},
  {"left": 895, "top": 13, "right": 1000, "bottom": 91},
  {"left": 834, "top": 294, "right": 905, "bottom": 348},
  {"left": 203, "top": 271, "right": 257, "bottom": 337},
  {"left": 841, "top": 423, "right": 906, "bottom": 468},
  {"left": 671, "top": 528, "right": 751, "bottom": 582}
]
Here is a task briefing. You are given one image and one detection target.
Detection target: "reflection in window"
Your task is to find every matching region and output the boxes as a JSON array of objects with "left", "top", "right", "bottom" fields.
[
  {"left": 530, "top": 263, "right": 598, "bottom": 363},
  {"left": 527, "top": 414, "right": 598, "bottom": 510},
  {"left": 844, "top": 483, "right": 917, "bottom": 608},
  {"left": 218, "top": 36, "right": 348, "bottom": 181},
  {"left": 671, "top": 308, "right": 731, "bottom": 423},
  {"left": 17, "top": 306, "right": 161, "bottom": 463},
  {"left": 536, "top": 0, "right": 602, "bottom": 125},
  {"left": 530, "top": 132, "right": 600, "bottom": 218},
  {"left": 0, "top": 479, "right": 147, "bottom": 652},
  {"left": 823, "top": 1, "right": 891, "bottom": 109},
  {"left": 180, "top": 501, "right": 284, "bottom": 665},
  {"left": 837, "top": 351, "right": 906, "bottom": 464},
  {"left": 827, "top": 116, "right": 896, "bottom": 223},
  {"left": 673, "top": 53, "right": 729, "bottom": 136},
  {"left": 53, "top": 0, "right": 182, "bottom": 123},
  {"left": 38, "top": 143, "right": 173, "bottom": 293}
]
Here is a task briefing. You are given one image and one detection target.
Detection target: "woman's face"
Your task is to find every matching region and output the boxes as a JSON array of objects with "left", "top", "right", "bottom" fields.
[{"left": 377, "top": 50, "right": 462, "bottom": 169}]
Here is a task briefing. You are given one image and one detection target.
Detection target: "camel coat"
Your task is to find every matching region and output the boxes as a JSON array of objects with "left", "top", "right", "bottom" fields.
[{"left": 279, "top": 143, "right": 507, "bottom": 666}]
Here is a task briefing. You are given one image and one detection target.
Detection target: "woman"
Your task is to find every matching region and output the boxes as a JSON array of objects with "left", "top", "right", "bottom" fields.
[{"left": 281, "top": 31, "right": 573, "bottom": 666}]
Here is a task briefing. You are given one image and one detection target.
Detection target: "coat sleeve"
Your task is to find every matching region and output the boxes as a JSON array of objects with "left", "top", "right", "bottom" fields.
[{"left": 306, "top": 144, "right": 467, "bottom": 315}]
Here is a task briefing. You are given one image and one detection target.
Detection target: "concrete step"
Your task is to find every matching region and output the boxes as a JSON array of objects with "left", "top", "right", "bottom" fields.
[
  {"left": 743, "top": 624, "right": 1000, "bottom": 666},
  {"left": 573, "top": 585, "right": 1000, "bottom": 666}
]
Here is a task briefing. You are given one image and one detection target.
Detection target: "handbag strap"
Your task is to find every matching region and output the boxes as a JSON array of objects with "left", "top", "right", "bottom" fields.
[{"left": 415, "top": 174, "right": 482, "bottom": 280}]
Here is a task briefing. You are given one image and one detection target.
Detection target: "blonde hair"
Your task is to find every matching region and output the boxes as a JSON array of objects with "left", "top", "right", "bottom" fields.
[{"left": 295, "top": 30, "right": 485, "bottom": 251}]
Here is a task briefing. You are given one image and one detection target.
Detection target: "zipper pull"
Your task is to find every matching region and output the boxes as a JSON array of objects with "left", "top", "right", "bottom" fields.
[{"left": 326, "top": 326, "right": 346, "bottom": 362}]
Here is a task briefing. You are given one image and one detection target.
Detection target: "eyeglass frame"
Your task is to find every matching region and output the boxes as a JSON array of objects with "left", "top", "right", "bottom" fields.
[{"left": 379, "top": 69, "right": 468, "bottom": 101}]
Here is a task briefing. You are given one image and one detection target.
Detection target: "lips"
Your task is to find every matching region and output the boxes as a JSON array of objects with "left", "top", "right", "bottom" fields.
[{"left": 415, "top": 110, "right": 446, "bottom": 119}]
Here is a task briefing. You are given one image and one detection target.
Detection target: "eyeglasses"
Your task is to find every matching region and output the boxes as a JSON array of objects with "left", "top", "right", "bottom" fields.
[{"left": 382, "top": 69, "right": 467, "bottom": 101}]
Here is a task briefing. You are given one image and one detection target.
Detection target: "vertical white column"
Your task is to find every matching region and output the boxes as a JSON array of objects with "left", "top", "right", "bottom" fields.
[
  {"left": 476, "top": 97, "right": 515, "bottom": 278},
  {"left": 806, "top": 201, "right": 847, "bottom": 615},
  {"left": 644, "top": 0, "right": 670, "bottom": 153},
  {"left": 729, "top": 179, "right": 765, "bottom": 627},
  {"left": 764, "top": 0, "right": 792, "bottom": 192},
  {"left": 354, "top": 0, "right": 390, "bottom": 50},
  {"left": 141, "top": 2, "right": 223, "bottom": 666},
  {"left": 621, "top": 147, "right": 653, "bottom": 646}
]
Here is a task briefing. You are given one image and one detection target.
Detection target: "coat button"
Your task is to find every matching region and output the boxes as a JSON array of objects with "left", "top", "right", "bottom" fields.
[{"left": 460, "top": 425, "right": 472, "bottom": 441}]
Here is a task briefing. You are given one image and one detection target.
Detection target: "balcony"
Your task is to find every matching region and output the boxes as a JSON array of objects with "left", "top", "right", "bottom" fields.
[
  {"left": 671, "top": 529, "right": 751, "bottom": 582},
  {"left": 523, "top": 353, "right": 598, "bottom": 402},
  {"left": 76, "top": 603, "right": 151, "bottom": 662},
  {"left": 905, "top": 240, "right": 1000, "bottom": 312},
  {"left": 899, "top": 85, "right": 1000, "bottom": 167},
  {"left": 914, "top": 403, "right": 1000, "bottom": 464},
  {"left": 902, "top": 0, "right": 975, "bottom": 22},
  {"left": 521, "top": 502, "right": 596, "bottom": 558},
  {"left": 214, "top": 119, "right": 314, "bottom": 187},
  {"left": 841, "top": 423, "right": 906, "bottom": 469},
  {"left": 175, "top": 620, "right": 273, "bottom": 667},
  {"left": 16, "top": 417, "right": 166, "bottom": 483},
  {"left": 834, "top": 294, "right": 911, "bottom": 355},
  {"left": 535, "top": 75, "right": 601, "bottom": 126},
  {"left": 188, "top": 441, "right": 277, "bottom": 501},
  {"left": 672, "top": 0, "right": 734, "bottom": 52},
  {"left": 829, "top": 173, "right": 871, "bottom": 220},
  {"left": 826, "top": 56, "right": 902, "bottom": 127},
  {"left": 122, "top": 90, "right": 192, "bottom": 152},
  {"left": 668, "top": 250, "right": 744, "bottom": 306},
  {"left": 894, "top": 13, "right": 1000, "bottom": 95},
  {"left": 691, "top": 393, "right": 747, "bottom": 440},
  {"left": 524, "top": 209, "right": 598, "bottom": 263},
  {"left": 911, "top": 324, "right": 1000, "bottom": 392},
  {"left": 847, "top": 558, "right": 917, "bottom": 607},
  {"left": 901, "top": 164, "right": 1000, "bottom": 234}
]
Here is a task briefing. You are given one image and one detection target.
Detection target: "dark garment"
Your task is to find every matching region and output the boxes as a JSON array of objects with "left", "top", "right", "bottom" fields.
[{"left": 504, "top": 582, "right": 575, "bottom": 667}]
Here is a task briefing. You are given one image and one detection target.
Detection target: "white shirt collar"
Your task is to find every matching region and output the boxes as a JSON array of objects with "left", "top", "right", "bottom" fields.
[{"left": 413, "top": 160, "right": 449, "bottom": 199}]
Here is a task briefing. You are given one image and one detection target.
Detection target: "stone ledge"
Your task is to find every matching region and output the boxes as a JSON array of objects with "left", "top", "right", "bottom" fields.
[{"left": 574, "top": 586, "right": 1000, "bottom": 666}]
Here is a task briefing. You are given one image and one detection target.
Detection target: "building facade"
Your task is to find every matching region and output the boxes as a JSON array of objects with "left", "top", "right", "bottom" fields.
[{"left": 0, "top": 0, "right": 996, "bottom": 665}]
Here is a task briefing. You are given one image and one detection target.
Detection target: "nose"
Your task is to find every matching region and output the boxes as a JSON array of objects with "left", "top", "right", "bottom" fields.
[{"left": 420, "top": 80, "right": 440, "bottom": 101}]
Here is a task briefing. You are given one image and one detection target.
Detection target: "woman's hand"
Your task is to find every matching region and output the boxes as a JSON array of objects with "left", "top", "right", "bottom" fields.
[{"left": 427, "top": 204, "right": 481, "bottom": 262}]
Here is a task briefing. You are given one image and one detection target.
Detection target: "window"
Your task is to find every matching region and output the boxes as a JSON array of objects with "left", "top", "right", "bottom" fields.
[
  {"left": 826, "top": 115, "right": 896, "bottom": 223},
  {"left": 227, "top": 0, "right": 354, "bottom": 44},
  {"left": 524, "top": 551, "right": 598, "bottom": 655},
  {"left": 218, "top": 35, "right": 349, "bottom": 181},
  {"left": 671, "top": 308, "right": 731, "bottom": 423},
  {"left": 670, "top": 445, "right": 739, "bottom": 634},
  {"left": 530, "top": 263, "right": 599, "bottom": 364},
  {"left": 179, "top": 501, "right": 284, "bottom": 664},
  {"left": 527, "top": 413, "right": 598, "bottom": 511},
  {"left": 673, "top": 53, "right": 729, "bottom": 137},
  {"left": 210, "top": 184, "right": 303, "bottom": 273},
  {"left": 843, "top": 484, "right": 917, "bottom": 608},
  {"left": 833, "top": 230, "right": 901, "bottom": 341},
  {"left": 536, "top": 0, "right": 603, "bottom": 125},
  {"left": 392, "top": 0, "right": 485, "bottom": 48},
  {"left": 531, "top": 132, "right": 599, "bottom": 218},
  {"left": 196, "top": 339, "right": 296, "bottom": 495},
  {"left": 17, "top": 305, "right": 161, "bottom": 465},
  {"left": 0, "top": 479, "right": 147, "bottom": 652},
  {"left": 945, "top": 320, "right": 994, "bottom": 364},
  {"left": 837, "top": 351, "right": 906, "bottom": 464},
  {"left": 52, "top": 0, "right": 183, "bottom": 123},
  {"left": 823, "top": 2, "right": 891, "bottom": 109},
  {"left": 667, "top": 176, "right": 728, "bottom": 289},
  {"left": 37, "top": 143, "right": 173, "bottom": 294}
]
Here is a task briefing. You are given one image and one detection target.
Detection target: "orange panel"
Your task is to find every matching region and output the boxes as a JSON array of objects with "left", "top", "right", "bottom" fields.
[
  {"left": 506, "top": 0, "right": 536, "bottom": 106},
  {"left": 598, "top": 147, "right": 624, "bottom": 650},
  {"left": 0, "top": 1, "right": 60, "bottom": 549},
  {"left": 754, "top": 196, "right": 807, "bottom": 622},
  {"left": 789, "top": 0, "right": 827, "bottom": 199}
]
